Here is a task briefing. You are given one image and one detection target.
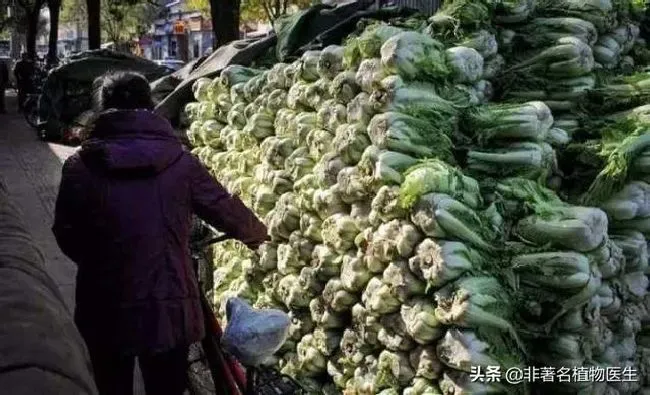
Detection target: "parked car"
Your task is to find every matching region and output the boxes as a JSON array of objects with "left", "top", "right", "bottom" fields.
[{"left": 155, "top": 59, "right": 186, "bottom": 72}]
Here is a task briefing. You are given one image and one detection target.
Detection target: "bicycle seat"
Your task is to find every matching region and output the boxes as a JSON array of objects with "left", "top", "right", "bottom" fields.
[{"left": 221, "top": 298, "right": 291, "bottom": 367}]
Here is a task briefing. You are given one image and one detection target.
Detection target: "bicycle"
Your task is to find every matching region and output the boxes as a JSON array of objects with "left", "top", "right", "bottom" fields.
[
  {"left": 188, "top": 219, "right": 305, "bottom": 395},
  {"left": 22, "top": 67, "right": 47, "bottom": 132}
]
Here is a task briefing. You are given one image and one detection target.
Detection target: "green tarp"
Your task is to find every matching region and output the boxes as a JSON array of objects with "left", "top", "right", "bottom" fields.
[{"left": 38, "top": 49, "right": 169, "bottom": 139}]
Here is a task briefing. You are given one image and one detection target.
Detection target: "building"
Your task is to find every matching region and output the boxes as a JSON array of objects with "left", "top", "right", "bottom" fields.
[
  {"left": 57, "top": 22, "right": 89, "bottom": 57},
  {"left": 145, "top": 0, "right": 214, "bottom": 62}
]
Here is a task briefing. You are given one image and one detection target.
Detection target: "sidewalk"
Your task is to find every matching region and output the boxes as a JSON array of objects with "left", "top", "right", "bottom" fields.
[
  {"left": 0, "top": 92, "right": 146, "bottom": 395},
  {"left": 0, "top": 93, "right": 78, "bottom": 308}
]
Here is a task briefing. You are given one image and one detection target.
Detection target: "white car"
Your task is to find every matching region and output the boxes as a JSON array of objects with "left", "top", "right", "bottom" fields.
[{"left": 155, "top": 59, "right": 186, "bottom": 72}]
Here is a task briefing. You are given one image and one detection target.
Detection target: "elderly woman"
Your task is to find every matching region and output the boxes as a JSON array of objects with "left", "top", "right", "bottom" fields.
[{"left": 53, "top": 71, "right": 268, "bottom": 395}]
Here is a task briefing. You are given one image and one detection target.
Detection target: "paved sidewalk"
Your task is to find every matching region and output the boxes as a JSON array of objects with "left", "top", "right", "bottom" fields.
[
  {"left": 0, "top": 93, "right": 146, "bottom": 395},
  {"left": 0, "top": 98, "right": 78, "bottom": 309}
]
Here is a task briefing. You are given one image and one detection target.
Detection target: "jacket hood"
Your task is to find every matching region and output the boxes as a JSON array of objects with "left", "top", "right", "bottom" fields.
[{"left": 80, "top": 110, "right": 183, "bottom": 177}]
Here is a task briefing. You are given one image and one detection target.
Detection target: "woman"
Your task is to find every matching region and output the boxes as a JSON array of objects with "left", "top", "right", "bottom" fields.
[{"left": 53, "top": 71, "right": 268, "bottom": 395}]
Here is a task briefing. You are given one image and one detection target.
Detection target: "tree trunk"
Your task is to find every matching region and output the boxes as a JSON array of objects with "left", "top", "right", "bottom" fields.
[
  {"left": 209, "top": 0, "right": 240, "bottom": 49},
  {"left": 86, "top": 0, "right": 101, "bottom": 49},
  {"left": 47, "top": 0, "right": 61, "bottom": 65},
  {"left": 25, "top": 9, "right": 39, "bottom": 58}
]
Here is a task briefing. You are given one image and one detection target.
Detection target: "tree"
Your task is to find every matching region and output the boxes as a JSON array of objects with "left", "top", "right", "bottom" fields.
[
  {"left": 61, "top": 0, "right": 163, "bottom": 50},
  {"left": 187, "top": 0, "right": 312, "bottom": 26},
  {"left": 86, "top": 0, "right": 100, "bottom": 49},
  {"left": 16, "top": 0, "right": 47, "bottom": 57},
  {"left": 47, "top": 0, "right": 62, "bottom": 64},
  {"left": 211, "top": 0, "right": 240, "bottom": 48}
]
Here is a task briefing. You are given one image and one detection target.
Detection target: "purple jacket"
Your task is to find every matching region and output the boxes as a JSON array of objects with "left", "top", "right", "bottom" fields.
[{"left": 52, "top": 110, "right": 267, "bottom": 354}]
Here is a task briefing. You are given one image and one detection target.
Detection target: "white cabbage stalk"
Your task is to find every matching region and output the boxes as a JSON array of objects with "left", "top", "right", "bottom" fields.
[
  {"left": 348, "top": 355, "right": 379, "bottom": 395},
  {"left": 330, "top": 70, "right": 361, "bottom": 103},
  {"left": 351, "top": 303, "right": 383, "bottom": 348},
  {"left": 287, "top": 80, "right": 310, "bottom": 109},
  {"left": 410, "top": 193, "right": 497, "bottom": 252},
  {"left": 313, "top": 186, "right": 349, "bottom": 221},
  {"left": 380, "top": 31, "right": 448, "bottom": 82},
  {"left": 377, "top": 313, "right": 416, "bottom": 352},
  {"left": 285, "top": 147, "right": 315, "bottom": 181},
  {"left": 327, "top": 353, "right": 355, "bottom": 389},
  {"left": 358, "top": 24, "right": 404, "bottom": 59},
  {"left": 253, "top": 185, "right": 277, "bottom": 217},
  {"left": 340, "top": 251, "right": 372, "bottom": 292},
  {"left": 600, "top": 181, "right": 650, "bottom": 221},
  {"left": 356, "top": 58, "right": 387, "bottom": 93},
  {"left": 371, "top": 185, "right": 408, "bottom": 224},
  {"left": 309, "top": 297, "right": 346, "bottom": 329},
  {"left": 409, "top": 346, "right": 443, "bottom": 381},
  {"left": 333, "top": 123, "right": 372, "bottom": 165},
  {"left": 298, "top": 265, "right": 323, "bottom": 296},
  {"left": 317, "top": 99, "right": 348, "bottom": 132},
  {"left": 322, "top": 214, "right": 361, "bottom": 254},
  {"left": 191, "top": 77, "right": 211, "bottom": 101},
  {"left": 313, "top": 153, "right": 346, "bottom": 187},
  {"left": 351, "top": 201, "right": 371, "bottom": 229},
  {"left": 347, "top": 92, "right": 376, "bottom": 125},
  {"left": 311, "top": 244, "right": 341, "bottom": 281},
  {"left": 382, "top": 260, "right": 426, "bottom": 302},
  {"left": 434, "top": 277, "right": 524, "bottom": 351},
  {"left": 362, "top": 277, "right": 402, "bottom": 315},
  {"left": 367, "top": 112, "right": 453, "bottom": 159},
  {"left": 462, "top": 101, "right": 553, "bottom": 144},
  {"left": 467, "top": 141, "right": 557, "bottom": 180},
  {"left": 226, "top": 102, "right": 247, "bottom": 128},
  {"left": 375, "top": 350, "right": 416, "bottom": 390},
  {"left": 399, "top": 159, "right": 483, "bottom": 210},
  {"left": 584, "top": 237, "right": 623, "bottom": 280},
  {"left": 403, "top": 378, "right": 442, "bottom": 395},
  {"left": 545, "top": 127, "right": 571, "bottom": 147},
  {"left": 357, "top": 146, "right": 420, "bottom": 186},
  {"left": 611, "top": 230, "right": 648, "bottom": 273},
  {"left": 400, "top": 297, "right": 444, "bottom": 345},
  {"left": 297, "top": 334, "right": 328, "bottom": 376},
  {"left": 299, "top": 50, "right": 321, "bottom": 82},
  {"left": 312, "top": 327, "right": 342, "bottom": 357},
  {"left": 323, "top": 277, "right": 358, "bottom": 312},
  {"left": 409, "top": 239, "right": 482, "bottom": 289},
  {"left": 445, "top": 46, "right": 484, "bottom": 84},
  {"left": 439, "top": 370, "right": 510, "bottom": 395},
  {"left": 318, "top": 45, "right": 345, "bottom": 80},
  {"left": 483, "top": 54, "right": 505, "bottom": 80},
  {"left": 230, "top": 82, "right": 246, "bottom": 104},
  {"left": 336, "top": 167, "right": 372, "bottom": 204},
  {"left": 515, "top": 206, "right": 608, "bottom": 252},
  {"left": 511, "top": 251, "right": 592, "bottom": 290},
  {"left": 508, "top": 36, "right": 595, "bottom": 78},
  {"left": 288, "top": 310, "right": 315, "bottom": 342},
  {"left": 277, "top": 274, "right": 311, "bottom": 308},
  {"left": 367, "top": 220, "right": 423, "bottom": 264},
  {"left": 256, "top": 242, "right": 278, "bottom": 272},
  {"left": 266, "top": 63, "right": 291, "bottom": 89},
  {"left": 305, "top": 79, "right": 331, "bottom": 109},
  {"left": 299, "top": 213, "right": 323, "bottom": 243}
]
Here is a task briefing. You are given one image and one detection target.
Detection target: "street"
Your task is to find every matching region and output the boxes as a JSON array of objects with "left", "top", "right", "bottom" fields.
[{"left": 0, "top": 92, "right": 146, "bottom": 395}]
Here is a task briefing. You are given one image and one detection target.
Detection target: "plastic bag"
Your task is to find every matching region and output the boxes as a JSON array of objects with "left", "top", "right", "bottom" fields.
[{"left": 222, "top": 297, "right": 291, "bottom": 367}]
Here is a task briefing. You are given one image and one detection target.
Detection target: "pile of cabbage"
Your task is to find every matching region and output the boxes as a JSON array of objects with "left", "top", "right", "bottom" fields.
[{"left": 183, "top": 0, "right": 650, "bottom": 393}]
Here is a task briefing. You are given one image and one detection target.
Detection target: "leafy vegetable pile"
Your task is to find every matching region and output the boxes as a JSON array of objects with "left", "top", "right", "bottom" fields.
[{"left": 183, "top": 0, "right": 650, "bottom": 393}]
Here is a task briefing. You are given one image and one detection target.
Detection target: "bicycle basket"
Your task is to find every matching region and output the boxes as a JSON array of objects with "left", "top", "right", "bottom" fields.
[{"left": 247, "top": 366, "right": 305, "bottom": 395}]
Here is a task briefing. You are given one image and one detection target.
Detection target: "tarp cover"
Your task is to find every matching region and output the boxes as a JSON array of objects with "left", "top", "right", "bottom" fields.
[
  {"left": 154, "top": 0, "right": 417, "bottom": 124},
  {"left": 0, "top": 181, "right": 98, "bottom": 395},
  {"left": 39, "top": 49, "right": 169, "bottom": 138}
]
